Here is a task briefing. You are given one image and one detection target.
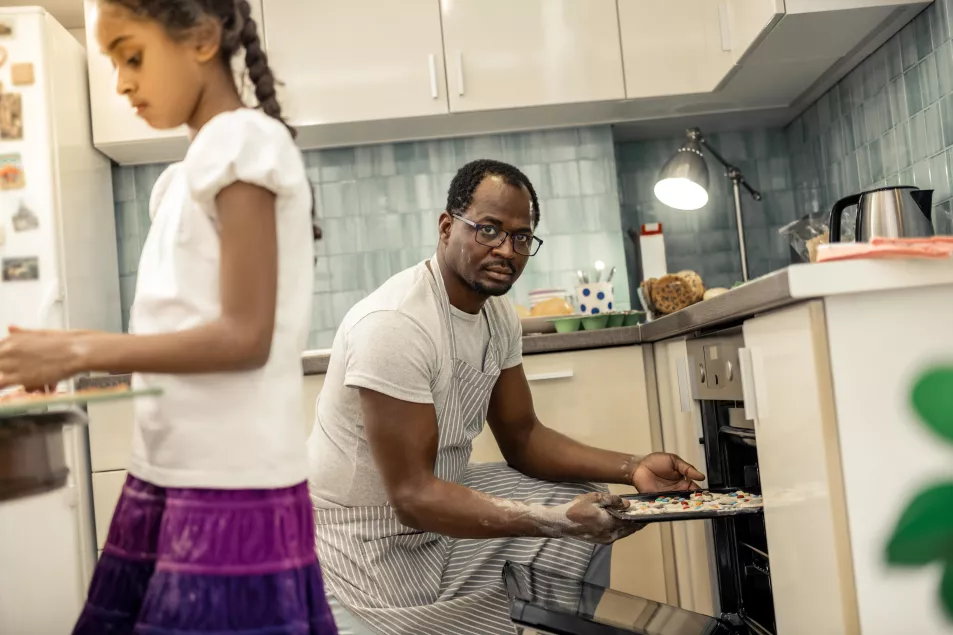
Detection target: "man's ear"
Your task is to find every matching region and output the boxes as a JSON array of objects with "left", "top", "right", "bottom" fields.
[{"left": 438, "top": 212, "right": 453, "bottom": 244}]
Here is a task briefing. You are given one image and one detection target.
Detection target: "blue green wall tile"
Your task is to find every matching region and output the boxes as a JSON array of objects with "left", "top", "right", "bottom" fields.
[
  {"left": 109, "top": 126, "right": 629, "bottom": 346},
  {"left": 788, "top": 2, "right": 953, "bottom": 232}
]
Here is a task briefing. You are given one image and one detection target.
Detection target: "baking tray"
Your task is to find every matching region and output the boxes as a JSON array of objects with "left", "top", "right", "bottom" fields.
[
  {"left": 0, "top": 387, "right": 162, "bottom": 418},
  {"left": 607, "top": 487, "right": 763, "bottom": 524}
]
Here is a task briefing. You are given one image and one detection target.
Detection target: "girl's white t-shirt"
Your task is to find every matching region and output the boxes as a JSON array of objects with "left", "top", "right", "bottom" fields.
[{"left": 128, "top": 108, "right": 314, "bottom": 489}]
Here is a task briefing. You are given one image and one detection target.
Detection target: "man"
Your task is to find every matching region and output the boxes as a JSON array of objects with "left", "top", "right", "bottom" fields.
[{"left": 307, "top": 159, "right": 703, "bottom": 635}]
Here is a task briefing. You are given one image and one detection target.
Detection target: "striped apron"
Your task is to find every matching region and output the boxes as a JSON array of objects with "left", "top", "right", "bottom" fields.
[{"left": 314, "top": 257, "right": 603, "bottom": 635}]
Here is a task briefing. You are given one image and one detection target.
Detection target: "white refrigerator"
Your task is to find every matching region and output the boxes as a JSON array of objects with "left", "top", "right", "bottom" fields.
[{"left": 0, "top": 7, "right": 120, "bottom": 634}]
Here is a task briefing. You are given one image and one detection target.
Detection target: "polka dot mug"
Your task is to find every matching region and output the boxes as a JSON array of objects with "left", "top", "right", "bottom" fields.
[{"left": 575, "top": 282, "right": 614, "bottom": 316}]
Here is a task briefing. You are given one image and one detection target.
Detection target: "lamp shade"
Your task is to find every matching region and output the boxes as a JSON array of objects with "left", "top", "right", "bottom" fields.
[{"left": 654, "top": 141, "right": 710, "bottom": 210}]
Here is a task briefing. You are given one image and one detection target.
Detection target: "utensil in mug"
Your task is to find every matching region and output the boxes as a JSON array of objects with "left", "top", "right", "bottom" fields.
[
  {"left": 594, "top": 260, "right": 605, "bottom": 282},
  {"left": 606, "top": 266, "right": 616, "bottom": 283}
]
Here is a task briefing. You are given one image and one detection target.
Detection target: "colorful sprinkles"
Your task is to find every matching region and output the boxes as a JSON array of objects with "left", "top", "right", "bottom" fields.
[{"left": 624, "top": 490, "right": 763, "bottom": 517}]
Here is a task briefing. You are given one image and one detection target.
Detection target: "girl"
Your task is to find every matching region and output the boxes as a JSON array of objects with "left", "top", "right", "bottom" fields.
[{"left": 0, "top": 1, "right": 337, "bottom": 633}]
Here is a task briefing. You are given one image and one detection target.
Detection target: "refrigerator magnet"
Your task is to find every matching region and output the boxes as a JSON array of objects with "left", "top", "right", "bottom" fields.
[
  {"left": 12, "top": 201, "right": 38, "bottom": 232},
  {"left": 0, "top": 93, "right": 22, "bottom": 140},
  {"left": 0, "top": 45, "right": 7, "bottom": 68},
  {"left": 2, "top": 257, "right": 39, "bottom": 282},
  {"left": 11, "top": 63, "right": 33, "bottom": 86},
  {"left": 0, "top": 23, "right": 12, "bottom": 37},
  {"left": 0, "top": 154, "right": 25, "bottom": 190}
]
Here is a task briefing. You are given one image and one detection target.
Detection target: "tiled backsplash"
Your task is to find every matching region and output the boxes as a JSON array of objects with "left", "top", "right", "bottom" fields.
[
  {"left": 615, "top": 129, "right": 798, "bottom": 297},
  {"left": 787, "top": 0, "right": 953, "bottom": 233},
  {"left": 111, "top": 126, "right": 629, "bottom": 347}
]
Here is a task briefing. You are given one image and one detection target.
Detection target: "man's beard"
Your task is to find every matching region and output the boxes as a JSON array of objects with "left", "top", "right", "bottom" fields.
[{"left": 472, "top": 280, "right": 513, "bottom": 297}]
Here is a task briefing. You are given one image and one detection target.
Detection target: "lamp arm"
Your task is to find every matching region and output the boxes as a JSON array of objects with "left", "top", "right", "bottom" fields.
[{"left": 693, "top": 131, "right": 763, "bottom": 202}]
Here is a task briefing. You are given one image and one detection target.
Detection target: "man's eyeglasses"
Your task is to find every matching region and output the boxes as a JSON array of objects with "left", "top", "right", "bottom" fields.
[{"left": 451, "top": 213, "right": 543, "bottom": 257}]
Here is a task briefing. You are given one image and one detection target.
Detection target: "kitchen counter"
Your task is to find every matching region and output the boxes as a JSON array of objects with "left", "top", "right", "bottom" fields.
[{"left": 640, "top": 258, "right": 953, "bottom": 342}]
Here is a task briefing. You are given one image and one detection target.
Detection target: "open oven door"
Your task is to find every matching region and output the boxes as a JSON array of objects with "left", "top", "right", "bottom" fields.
[{"left": 503, "top": 561, "right": 745, "bottom": 635}]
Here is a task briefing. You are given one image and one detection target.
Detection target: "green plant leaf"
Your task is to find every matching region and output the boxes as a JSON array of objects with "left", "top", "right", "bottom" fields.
[
  {"left": 942, "top": 563, "right": 953, "bottom": 622},
  {"left": 886, "top": 484, "right": 953, "bottom": 566},
  {"left": 912, "top": 368, "right": 953, "bottom": 443}
]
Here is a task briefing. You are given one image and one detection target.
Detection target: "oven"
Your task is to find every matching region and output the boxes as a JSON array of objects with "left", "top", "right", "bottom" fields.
[
  {"left": 685, "top": 329, "right": 775, "bottom": 635},
  {"left": 504, "top": 328, "right": 778, "bottom": 635}
]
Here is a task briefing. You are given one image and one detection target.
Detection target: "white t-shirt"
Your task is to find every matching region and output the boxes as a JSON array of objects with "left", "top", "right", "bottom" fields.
[
  {"left": 307, "top": 261, "right": 523, "bottom": 508},
  {"left": 128, "top": 109, "right": 314, "bottom": 489}
]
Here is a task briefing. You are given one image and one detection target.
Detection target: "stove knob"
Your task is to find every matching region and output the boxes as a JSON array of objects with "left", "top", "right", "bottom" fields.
[
  {"left": 698, "top": 364, "right": 706, "bottom": 384},
  {"left": 725, "top": 361, "right": 733, "bottom": 382}
]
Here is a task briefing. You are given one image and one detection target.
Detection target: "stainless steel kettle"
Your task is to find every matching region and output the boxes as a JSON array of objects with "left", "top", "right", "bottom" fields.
[{"left": 829, "top": 185, "right": 934, "bottom": 242}]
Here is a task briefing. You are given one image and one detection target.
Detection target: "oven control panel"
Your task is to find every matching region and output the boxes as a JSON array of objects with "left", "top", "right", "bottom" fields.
[{"left": 686, "top": 333, "right": 745, "bottom": 401}]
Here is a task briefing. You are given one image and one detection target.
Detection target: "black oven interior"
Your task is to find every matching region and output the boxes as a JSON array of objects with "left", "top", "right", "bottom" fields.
[{"left": 700, "top": 401, "right": 775, "bottom": 635}]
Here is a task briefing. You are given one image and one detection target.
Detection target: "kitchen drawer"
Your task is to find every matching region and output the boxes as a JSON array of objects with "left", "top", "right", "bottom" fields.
[
  {"left": 472, "top": 346, "right": 654, "bottom": 463},
  {"left": 87, "top": 398, "right": 135, "bottom": 472},
  {"left": 91, "top": 470, "right": 127, "bottom": 550}
]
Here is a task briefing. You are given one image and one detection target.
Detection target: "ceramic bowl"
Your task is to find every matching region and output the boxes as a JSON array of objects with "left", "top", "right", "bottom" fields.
[
  {"left": 607, "top": 312, "right": 626, "bottom": 328},
  {"left": 581, "top": 314, "right": 610, "bottom": 331},
  {"left": 548, "top": 316, "right": 583, "bottom": 333},
  {"left": 623, "top": 311, "right": 646, "bottom": 326}
]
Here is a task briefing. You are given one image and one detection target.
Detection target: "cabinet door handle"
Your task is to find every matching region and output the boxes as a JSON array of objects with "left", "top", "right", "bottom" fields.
[
  {"left": 675, "top": 357, "right": 692, "bottom": 414},
  {"left": 457, "top": 52, "right": 465, "bottom": 96},
  {"left": 718, "top": 0, "right": 732, "bottom": 52},
  {"left": 738, "top": 347, "right": 759, "bottom": 421},
  {"left": 526, "top": 370, "right": 574, "bottom": 382},
  {"left": 428, "top": 54, "right": 438, "bottom": 99}
]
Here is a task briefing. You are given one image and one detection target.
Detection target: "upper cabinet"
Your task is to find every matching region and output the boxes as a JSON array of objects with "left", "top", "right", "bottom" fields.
[
  {"left": 439, "top": 0, "right": 626, "bottom": 113},
  {"left": 619, "top": 0, "right": 735, "bottom": 99},
  {"left": 85, "top": 0, "right": 928, "bottom": 163},
  {"left": 725, "top": 0, "right": 785, "bottom": 64},
  {"left": 262, "top": 0, "right": 449, "bottom": 126},
  {"left": 84, "top": 0, "right": 264, "bottom": 165}
]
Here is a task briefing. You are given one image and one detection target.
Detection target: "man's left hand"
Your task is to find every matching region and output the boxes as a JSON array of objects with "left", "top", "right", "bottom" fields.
[{"left": 632, "top": 452, "right": 705, "bottom": 493}]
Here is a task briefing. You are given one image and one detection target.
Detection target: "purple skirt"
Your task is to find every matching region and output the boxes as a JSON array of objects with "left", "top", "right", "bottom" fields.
[{"left": 72, "top": 475, "right": 338, "bottom": 634}]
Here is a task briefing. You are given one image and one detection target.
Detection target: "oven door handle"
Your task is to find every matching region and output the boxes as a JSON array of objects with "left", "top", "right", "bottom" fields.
[{"left": 738, "top": 347, "right": 759, "bottom": 421}]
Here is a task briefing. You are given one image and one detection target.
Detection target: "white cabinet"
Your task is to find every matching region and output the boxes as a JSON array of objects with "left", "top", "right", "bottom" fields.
[
  {"left": 471, "top": 346, "right": 671, "bottom": 604},
  {"left": 725, "top": 0, "right": 784, "bottom": 64},
  {"left": 618, "top": 1, "right": 734, "bottom": 99},
  {"left": 652, "top": 338, "right": 716, "bottom": 616},
  {"left": 91, "top": 469, "right": 126, "bottom": 550},
  {"left": 87, "top": 396, "right": 134, "bottom": 472},
  {"left": 741, "top": 302, "right": 858, "bottom": 635},
  {"left": 439, "top": 0, "right": 625, "bottom": 113},
  {"left": 262, "top": 0, "right": 448, "bottom": 126},
  {"left": 83, "top": 0, "right": 264, "bottom": 164}
]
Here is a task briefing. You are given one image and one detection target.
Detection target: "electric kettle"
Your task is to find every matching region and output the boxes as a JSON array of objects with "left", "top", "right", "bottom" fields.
[{"left": 829, "top": 185, "right": 934, "bottom": 242}]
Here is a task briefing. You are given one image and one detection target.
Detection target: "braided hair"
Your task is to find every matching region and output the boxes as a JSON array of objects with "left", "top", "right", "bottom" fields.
[
  {"left": 103, "top": 0, "right": 320, "bottom": 240},
  {"left": 446, "top": 159, "right": 541, "bottom": 228}
]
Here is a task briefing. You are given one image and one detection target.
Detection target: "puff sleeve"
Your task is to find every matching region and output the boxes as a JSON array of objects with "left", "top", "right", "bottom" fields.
[{"left": 183, "top": 109, "right": 303, "bottom": 214}]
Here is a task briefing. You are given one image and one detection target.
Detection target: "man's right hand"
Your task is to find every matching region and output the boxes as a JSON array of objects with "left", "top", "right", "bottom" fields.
[{"left": 558, "top": 492, "right": 643, "bottom": 544}]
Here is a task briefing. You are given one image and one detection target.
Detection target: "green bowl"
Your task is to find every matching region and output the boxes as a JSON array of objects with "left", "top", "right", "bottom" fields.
[
  {"left": 607, "top": 312, "right": 626, "bottom": 328},
  {"left": 548, "top": 316, "right": 582, "bottom": 333},
  {"left": 623, "top": 311, "right": 646, "bottom": 326},
  {"left": 581, "top": 314, "right": 610, "bottom": 331}
]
